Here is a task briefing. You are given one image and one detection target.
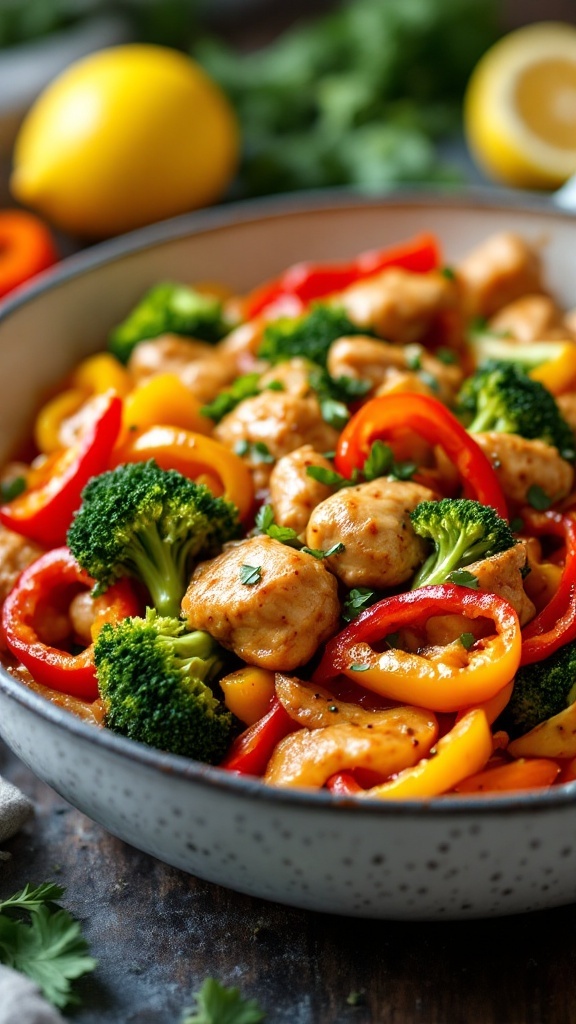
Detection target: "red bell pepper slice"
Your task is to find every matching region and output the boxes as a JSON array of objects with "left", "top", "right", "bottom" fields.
[
  {"left": 243, "top": 232, "right": 441, "bottom": 319},
  {"left": 0, "top": 392, "right": 122, "bottom": 548},
  {"left": 520, "top": 509, "right": 576, "bottom": 664},
  {"left": 326, "top": 772, "right": 364, "bottom": 796},
  {"left": 2, "top": 546, "right": 141, "bottom": 700},
  {"left": 0, "top": 210, "right": 58, "bottom": 299},
  {"left": 335, "top": 392, "right": 508, "bottom": 519},
  {"left": 219, "top": 697, "right": 299, "bottom": 776}
]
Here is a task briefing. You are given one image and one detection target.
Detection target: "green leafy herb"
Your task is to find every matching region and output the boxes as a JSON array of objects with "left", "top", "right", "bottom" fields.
[
  {"left": 441, "top": 266, "right": 456, "bottom": 280},
  {"left": 349, "top": 663, "right": 370, "bottom": 673},
  {"left": 342, "top": 586, "right": 378, "bottom": 622},
  {"left": 0, "top": 476, "right": 26, "bottom": 502},
  {"left": 527, "top": 484, "right": 553, "bottom": 511},
  {"left": 306, "top": 464, "right": 350, "bottom": 488},
  {"left": 446, "top": 569, "right": 480, "bottom": 589},
  {"left": 0, "top": 883, "right": 96, "bottom": 1009},
  {"left": 308, "top": 366, "right": 371, "bottom": 429},
  {"left": 234, "top": 440, "right": 275, "bottom": 464},
  {"left": 435, "top": 347, "right": 458, "bottom": 365},
  {"left": 301, "top": 542, "right": 345, "bottom": 560},
  {"left": 509, "top": 516, "right": 524, "bottom": 533},
  {"left": 363, "top": 440, "right": 416, "bottom": 482},
  {"left": 195, "top": 0, "right": 499, "bottom": 198},
  {"left": 255, "top": 505, "right": 344, "bottom": 559},
  {"left": 404, "top": 344, "right": 423, "bottom": 370},
  {"left": 239, "top": 565, "right": 262, "bottom": 586},
  {"left": 459, "top": 632, "right": 475, "bottom": 650},
  {"left": 182, "top": 977, "right": 266, "bottom": 1024},
  {"left": 202, "top": 373, "right": 261, "bottom": 423}
]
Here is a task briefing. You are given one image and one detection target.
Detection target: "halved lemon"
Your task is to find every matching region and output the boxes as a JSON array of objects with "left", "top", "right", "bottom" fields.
[{"left": 464, "top": 22, "right": 576, "bottom": 189}]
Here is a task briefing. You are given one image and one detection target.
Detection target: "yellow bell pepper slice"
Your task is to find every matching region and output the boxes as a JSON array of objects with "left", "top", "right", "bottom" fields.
[
  {"left": 362, "top": 708, "right": 493, "bottom": 800},
  {"left": 34, "top": 387, "right": 88, "bottom": 454},
  {"left": 111, "top": 424, "right": 254, "bottom": 521},
  {"left": 220, "top": 667, "right": 276, "bottom": 725},
  {"left": 121, "top": 373, "right": 212, "bottom": 437},
  {"left": 528, "top": 340, "right": 576, "bottom": 395},
  {"left": 70, "top": 352, "right": 131, "bottom": 397},
  {"left": 508, "top": 700, "right": 576, "bottom": 759}
]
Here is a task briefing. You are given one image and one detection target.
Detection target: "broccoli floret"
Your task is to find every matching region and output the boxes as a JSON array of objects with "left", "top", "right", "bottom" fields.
[
  {"left": 108, "top": 282, "right": 230, "bottom": 364},
  {"left": 94, "top": 609, "right": 234, "bottom": 763},
  {"left": 257, "top": 304, "right": 371, "bottom": 367},
  {"left": 67, "top": 460, "right": 240, "bottom": 617},
  {"left": 500, "top": 640, "right": 576, "bottom": 738},
  {"left": 410, "top": 497, "right": 515, "bottom": 589},
  {"left": 457, "top": 360, "right": 575, "bottom": 460}
]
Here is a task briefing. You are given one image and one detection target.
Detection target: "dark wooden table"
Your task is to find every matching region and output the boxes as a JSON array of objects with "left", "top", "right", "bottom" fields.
[{"left": 2, "top": 738, "right": 576, "bottom": 1024}]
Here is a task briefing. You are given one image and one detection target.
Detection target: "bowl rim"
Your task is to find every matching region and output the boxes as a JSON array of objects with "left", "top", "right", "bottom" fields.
[{"left": 1, "top": 185, "right": 575, "bottom": 820}]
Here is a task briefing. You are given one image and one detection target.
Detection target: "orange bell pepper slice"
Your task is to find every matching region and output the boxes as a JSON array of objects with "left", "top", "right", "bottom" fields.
[
  {"left": 313, "top": 584, "right": 521, "bottom": 714},
  {"left": 0, "top": 209, "right": 57, "bottom": 298},
  {"left": 454, "top": 757, "right": 561, "bottom": 793},
  {"left": 111, "top": 424, "right": 254, "bottom": 521}
]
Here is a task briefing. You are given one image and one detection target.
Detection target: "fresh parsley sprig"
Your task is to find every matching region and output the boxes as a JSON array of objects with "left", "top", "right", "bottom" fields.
[
  {"left": 182, "top": 977, "right": 266, "bottom": 1024},
  {"left": 0, "top": 883, "right": 96, "bottom": 1009}
]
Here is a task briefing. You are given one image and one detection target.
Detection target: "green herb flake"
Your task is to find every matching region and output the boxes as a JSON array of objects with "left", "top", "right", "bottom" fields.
[
  {"left": 459, "top": 632, "right": 475, "bottom": 650},
  {"left": 342, "top": 587, "right": 378, "bottom": 622},
  {"left": 305, "top": 464, "right": 349, "bottom": 488},
  {"left": 527, "top": 484, "right": 553, "bottom": 511},
  {"left": 0, "top": 475, "right": 26, "bottom": 502},
  {"left": 404, "top": 344, "right": 423, "bottom": 370},
  {"left": 349, "top": 663, "right": 370, "bottom": 672},
  {"left": 446, "top": 569, "right": 480, "bottom": 589},
  {"left": 441, "top": 266, "right": 456, "bottom": 280},
  {"left": 239, "top": 564, "right": 262, "bottom": 586},
  {"left": 302, "top": 541, "right": 345, "bottom": 560},
  {"left": 435, "top": 347, "right": 458, "bottom": 365},
  {"left": 509, "top": 516, "right": 524, "bottom": 533}
]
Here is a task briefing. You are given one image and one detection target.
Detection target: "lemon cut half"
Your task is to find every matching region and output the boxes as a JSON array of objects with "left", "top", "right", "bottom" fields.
[{"left": 464, "top": 22, "right": 576, "bottom": 190}]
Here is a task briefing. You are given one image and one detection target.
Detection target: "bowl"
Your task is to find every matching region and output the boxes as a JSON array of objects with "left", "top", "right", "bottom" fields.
[{"left": 1, "top": 189, "right": 575, "bottom": 921}]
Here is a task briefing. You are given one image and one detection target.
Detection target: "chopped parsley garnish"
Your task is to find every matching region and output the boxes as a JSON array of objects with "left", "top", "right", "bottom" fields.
[
  {"left": 0, "top": 475, "right": 26, "bottom": 502},
  {"left": 239, "top": 564, "right": 262, "bottom": 585},
  {"left": 342, "top": 586, "right": 379, "bottom": 622},
  {"left": 527, "top": 484, "right": 553, "bottom": 511},
  {"left": 446, "top": 569, "right": 480, "bottom": 589},
  {"left": 255, "top": 504, "right": 345, "bottom": 559},
  {"left": 201, "top": 372, "right": 261, "bottom": 422},
  {"left": 459, "top": 632, "right": 475, "bottom": 650}
]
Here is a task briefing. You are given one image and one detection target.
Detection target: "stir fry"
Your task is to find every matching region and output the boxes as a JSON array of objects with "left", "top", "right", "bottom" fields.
[{"left": 2, "top": 227, "right": 576, "bottom": 799}]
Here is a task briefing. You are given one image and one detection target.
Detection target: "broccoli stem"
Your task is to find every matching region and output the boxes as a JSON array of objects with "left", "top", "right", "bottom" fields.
[
  {"left": 412, "top": 528, "right": 487, "bottom": 588},
  {"left": 130, "top": 525, "right": 187, "bottom": 618}
]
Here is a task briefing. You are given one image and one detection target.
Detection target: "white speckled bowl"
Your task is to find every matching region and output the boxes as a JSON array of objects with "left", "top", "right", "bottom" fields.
[{"left": 1, "top": 191, "right": 575, "bottom": 920}]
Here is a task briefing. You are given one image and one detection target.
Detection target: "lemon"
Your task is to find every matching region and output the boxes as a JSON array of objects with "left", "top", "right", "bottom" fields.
[
  {"left": 10, "top": 44, "right": 240, "bottom": 239},
  {"left": 464, "top": 22, "right": 576, "bottom": 190}
]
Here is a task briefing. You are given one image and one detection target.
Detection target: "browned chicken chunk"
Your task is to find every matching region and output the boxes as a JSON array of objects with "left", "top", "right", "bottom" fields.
[
  {"left": 305, "top": 479, "right": 436, "bottom": 589},
  {"left": 335, "top": 268, "right": 457, "bottom": 344},
  {"left": 182, "top": 535, "right": 340, "bottom": 670},
  {"left": 474, "top": 432, "right": 574, "bottom": 506}
]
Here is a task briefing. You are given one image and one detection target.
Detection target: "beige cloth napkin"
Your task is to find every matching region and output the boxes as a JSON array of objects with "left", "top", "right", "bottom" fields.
[{"left": 0, "top": 965, "right": 65, "bottom": 1024}]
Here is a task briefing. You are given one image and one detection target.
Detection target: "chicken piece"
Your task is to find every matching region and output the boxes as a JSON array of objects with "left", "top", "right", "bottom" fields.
[
  {"left": 335, "top": 268, "right": 457, "bottom": 344},
  {"left": 474, "top": 432, "right": 574, "bottom": 506},
  {"left": 0, "top": 525, "right": 42, "bottom": 605},
  {"left": 127, "top": 333, "right": 236, "bottom": 403},
  {"left": 327, "top": 336, "right": 463, "bottom": 404},
  {"left": 488, "top": 294, "right": 570, "bottom": 343},
  {"left": 214, "top": 390, "right": 339, "bottom": 492},
  {"left": 456, "top": 232, "right": 546, "bottom": 319},
  {"left": 258, "top": 357, "right": 313, "bottom": 398},
  {"left": 264, "top": 705, "right": 438, "bottom": 789},
  {"left": 556, "top": 393, "right": 576, "bottom": 438},
  {"left": 425, "top": 542, "right": 536, "bottom": 648},
  {"left": 269, "top": 445, "right": 335, "bottom": 535},
  {"left": 182, "top": 535, "right": 340, "bottom": 671},
  {"left": 305, "top": 479, "right": 436, "bottom": 589},
  {"left": 217, "top": 318, "right": 266, "bottom": 373}
]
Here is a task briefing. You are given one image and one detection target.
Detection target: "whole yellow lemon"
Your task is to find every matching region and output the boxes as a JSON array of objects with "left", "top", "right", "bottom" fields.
[
  {"left": 11, "top": 44, "right": 240, "bottom": 239},
  {"left": 464, "top": 22, "right": 576, "bottom": 190}
]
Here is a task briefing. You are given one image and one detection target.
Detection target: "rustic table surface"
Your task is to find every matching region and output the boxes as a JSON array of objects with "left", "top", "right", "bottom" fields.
[{"left": 2, "top": 738, "right": 576, "bottom": 1024}]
